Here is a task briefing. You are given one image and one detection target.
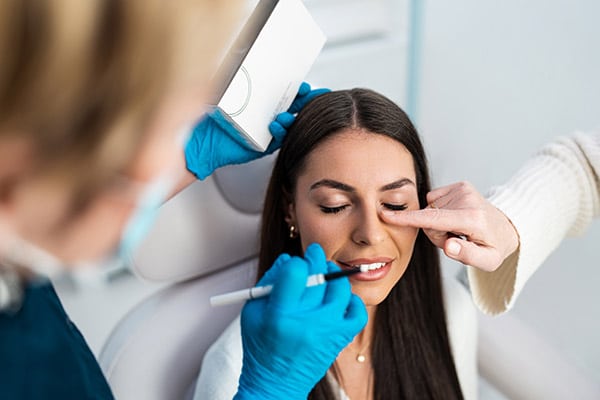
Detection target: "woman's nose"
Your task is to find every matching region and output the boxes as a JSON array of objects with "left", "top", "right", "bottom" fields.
[{"left": 351, "top": 208, "right": 387, "bottom": 246}]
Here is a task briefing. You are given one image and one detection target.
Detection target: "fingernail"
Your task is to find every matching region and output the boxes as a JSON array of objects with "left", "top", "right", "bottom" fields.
[{"left": 446, "top": 241, "right": 461, "bottom": 256}]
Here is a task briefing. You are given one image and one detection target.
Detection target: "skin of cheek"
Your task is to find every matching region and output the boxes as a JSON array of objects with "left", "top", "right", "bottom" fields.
[
  {"left": 50, "top": 194, "right": 136, "bottom": 264},
  {"left": 9, "top": 174, "right": 137, "bottom": 265}
]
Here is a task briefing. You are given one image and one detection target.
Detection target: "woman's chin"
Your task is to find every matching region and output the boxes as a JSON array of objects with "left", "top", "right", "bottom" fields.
[{"left": 352, "top": 290, "right": 391, "bottom": 309}]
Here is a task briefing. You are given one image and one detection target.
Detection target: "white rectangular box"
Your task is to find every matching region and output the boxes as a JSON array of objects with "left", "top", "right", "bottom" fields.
[{"left": 212, "top": 0, "right": 326, "bottom": 151}]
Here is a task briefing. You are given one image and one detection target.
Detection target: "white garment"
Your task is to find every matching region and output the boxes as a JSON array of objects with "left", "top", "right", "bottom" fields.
[
  {"left": 470, "top": 132, "right": 600, "bottom": 315},
  {"left": 193, "top": 276, "right": 478, "bottom": 400}
]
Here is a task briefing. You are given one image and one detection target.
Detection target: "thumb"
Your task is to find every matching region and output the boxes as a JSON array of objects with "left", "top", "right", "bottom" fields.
[
  {"left": 303, "top": 243, "right": 328, "bottom": 275},
  {"left": 268, "top": 256, "right": 309, "bottom": 310},
  {"left": 258, "top": 253, "right": 291, "bottom": 286},
  {"left": 443, "top": 238, "right": 503, "bottom": 272}
]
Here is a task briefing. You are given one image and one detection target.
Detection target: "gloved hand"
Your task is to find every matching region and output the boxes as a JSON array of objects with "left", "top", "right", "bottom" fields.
[
  {"left": 185, "top": 82, "right": 329, "bottom": 179},
  {"left": 234, "top": 243, "right": 367, "bottom": 400}
]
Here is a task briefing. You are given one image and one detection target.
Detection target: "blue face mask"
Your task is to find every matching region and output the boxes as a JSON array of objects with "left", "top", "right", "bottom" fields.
[{"left": 117, "top": 173, "right": 176, "bottom": 260}]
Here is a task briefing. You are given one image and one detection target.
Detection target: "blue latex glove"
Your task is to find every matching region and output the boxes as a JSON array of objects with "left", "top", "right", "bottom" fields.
[
  {"left": 185, "top": 82, "right": 329, "bottom": 179},
  {"left": 234, "top": 244, "right": 367, "bottom": 400}
]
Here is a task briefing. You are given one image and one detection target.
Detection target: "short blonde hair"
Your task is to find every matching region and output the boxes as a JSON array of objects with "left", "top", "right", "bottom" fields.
[{"left": 0, "top": 0, "right": 240, "bottom": 204}]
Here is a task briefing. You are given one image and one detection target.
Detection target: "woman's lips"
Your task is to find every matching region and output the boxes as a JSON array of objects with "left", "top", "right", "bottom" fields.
[{"left": 338, "top": 258, "right": 394, "bottom": 282}]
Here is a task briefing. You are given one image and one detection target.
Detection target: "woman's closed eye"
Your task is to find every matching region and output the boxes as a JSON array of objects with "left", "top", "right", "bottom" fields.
[
  {"left": 383, "top": 203, "right": 408, "bottom": 211},
  {"left": 320, "top": 204, "right": 348, "bottom": 214},
  {"left": 320, "top": 203, "right": 408, "bottom": 214}
]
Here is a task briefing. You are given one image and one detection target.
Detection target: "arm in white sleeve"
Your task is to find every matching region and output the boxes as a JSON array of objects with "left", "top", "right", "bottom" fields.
[{"left": 468, "top": 131, "right": 600, "bottom": 315}]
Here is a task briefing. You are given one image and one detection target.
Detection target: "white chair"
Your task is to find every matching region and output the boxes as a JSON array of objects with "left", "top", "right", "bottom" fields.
[{"left": 99, "top": 154, "right": 276, "bottom": 400}]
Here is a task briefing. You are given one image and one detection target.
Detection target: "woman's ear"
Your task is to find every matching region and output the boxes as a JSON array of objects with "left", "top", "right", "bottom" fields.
[
  {"left": 282, "top": 188, "right": 297, "bottom": 227},
  {"left": 284, "top": 201, "right": 297, "bottom": 227}
]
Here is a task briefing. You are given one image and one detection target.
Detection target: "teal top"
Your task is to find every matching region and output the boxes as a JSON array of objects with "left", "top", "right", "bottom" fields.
[{"left": 0, "top": 280, "right": 114, "bottom": 399}]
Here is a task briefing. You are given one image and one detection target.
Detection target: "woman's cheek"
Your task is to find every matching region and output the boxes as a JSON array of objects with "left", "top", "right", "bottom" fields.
[{"left": 298, "top": 220, "right": 339, "bottom": 255}]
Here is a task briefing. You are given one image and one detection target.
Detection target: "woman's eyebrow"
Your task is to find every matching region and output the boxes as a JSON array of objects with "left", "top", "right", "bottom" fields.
[
  {"left": 380, "top": 178, "right": 415, "bottom": 191},
  {"left": 309, "top": 178, "right": 414, "bottom": 193},
  {"left": 310, "top": 179, "right": 355, "bottom": 193}
]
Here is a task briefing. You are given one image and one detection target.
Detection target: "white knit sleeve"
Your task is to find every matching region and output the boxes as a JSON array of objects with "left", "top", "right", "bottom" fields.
[
  {"left": 193, "top": 316, "right": 244, "bottom": 400},
  {"left": 468, "top": 131, "right": 600, "bottom": 315}
]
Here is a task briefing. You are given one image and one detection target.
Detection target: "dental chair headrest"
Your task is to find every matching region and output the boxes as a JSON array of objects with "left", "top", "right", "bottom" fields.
[
  {"left": 212, "top": 153, "right": 276, "bottom": 214},
  {"left": 129, "top": 153, "right": 277, "bottom": 283}
]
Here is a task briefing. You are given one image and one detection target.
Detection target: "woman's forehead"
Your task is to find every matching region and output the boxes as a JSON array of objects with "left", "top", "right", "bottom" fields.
[{"left": 298, "top": 129, "right": 417, "bottom": 187}]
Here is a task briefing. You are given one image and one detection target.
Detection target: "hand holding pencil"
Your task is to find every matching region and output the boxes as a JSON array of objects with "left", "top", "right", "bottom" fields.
[{"left": 235, "top": 243, "right": 367, "bottom": 399}]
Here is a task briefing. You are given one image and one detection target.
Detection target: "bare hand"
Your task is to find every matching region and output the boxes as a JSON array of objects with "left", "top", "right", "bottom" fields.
[{"left": 382, "top": 181, "right": 519, "bottom": 271}]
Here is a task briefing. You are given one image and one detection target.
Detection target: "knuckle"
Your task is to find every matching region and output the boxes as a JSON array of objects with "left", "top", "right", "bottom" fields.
[
  {"left": 457, "top": 181, "right": 472, "bottom": 195},
  {"left": 470, "top": 208, "right": 486, "bottom": 224},
  {"left": 426, "top": 192, "right": 437, "bottom": 203},
  {"left": 430, "top": 207, "right": 443, "bottom": 220}
]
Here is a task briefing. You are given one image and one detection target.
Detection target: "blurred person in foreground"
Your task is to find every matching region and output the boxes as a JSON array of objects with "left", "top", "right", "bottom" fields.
[{"left": 0, "top": 2, "right": 364, "bottom": 399}]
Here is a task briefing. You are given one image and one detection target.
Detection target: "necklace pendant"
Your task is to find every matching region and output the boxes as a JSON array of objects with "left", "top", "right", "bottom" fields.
[{"left": 356, "top": 354, "right": 366, "bottom": 363}]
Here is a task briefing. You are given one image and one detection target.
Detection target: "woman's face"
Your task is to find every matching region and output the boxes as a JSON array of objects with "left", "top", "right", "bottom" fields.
[{"left": 287, "top": 129, "right": 420, "bottom": 307}]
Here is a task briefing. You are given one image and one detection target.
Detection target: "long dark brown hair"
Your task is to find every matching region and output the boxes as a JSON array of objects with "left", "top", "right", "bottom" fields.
[{"left": 258, "top": 89, "right": 463, "bottom": 399}]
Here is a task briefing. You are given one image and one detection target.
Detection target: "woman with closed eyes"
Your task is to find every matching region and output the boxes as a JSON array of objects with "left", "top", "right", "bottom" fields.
[{"left": 195, "top": 88, "right": 477, "bottom": 400}]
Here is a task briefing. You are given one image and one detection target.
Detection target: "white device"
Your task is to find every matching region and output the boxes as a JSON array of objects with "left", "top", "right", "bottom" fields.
[{"left": 211, "top": 0, "right": 326, "bottom": 151}]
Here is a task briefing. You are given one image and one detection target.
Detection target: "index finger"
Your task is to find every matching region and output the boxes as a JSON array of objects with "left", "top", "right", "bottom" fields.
[
  {"left": 381, "top": 208, "right": 473, "bottom": 233},
  {"left": 426, "top": 181, "right": 474, "bottom": 204},
  {"left": 304, "top": 243, "right": 328, "bottom": 275},
  {"left": 288, "top": 86, "right": 330, "bottom": 114}
]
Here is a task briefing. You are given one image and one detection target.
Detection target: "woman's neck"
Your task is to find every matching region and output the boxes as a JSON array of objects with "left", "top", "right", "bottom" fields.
[
  {"left": 331, "top": 305, "right": 377, "bottom": 400},
  {"left": 351, "top": 305, "right": 377, "bottom": 349}
]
